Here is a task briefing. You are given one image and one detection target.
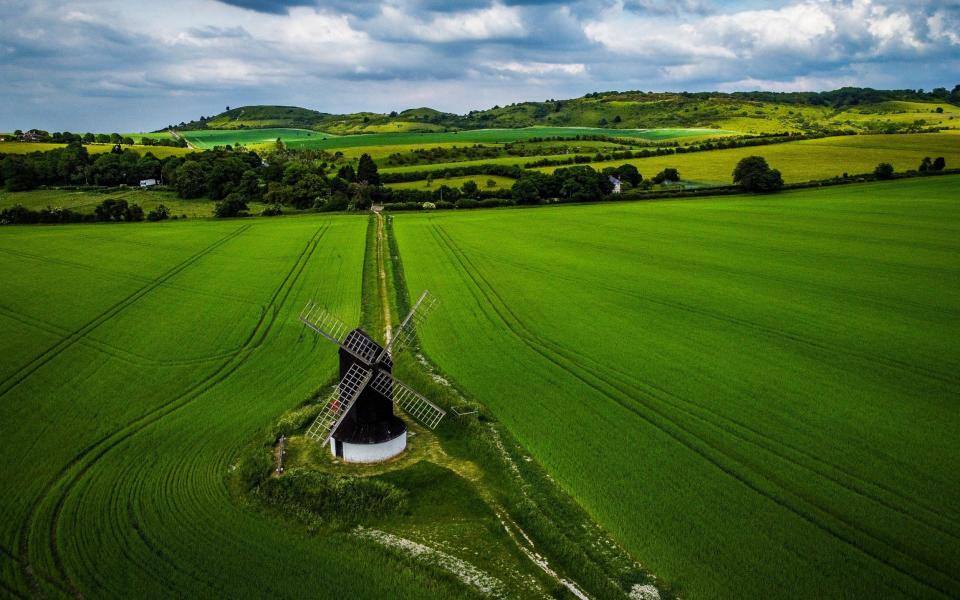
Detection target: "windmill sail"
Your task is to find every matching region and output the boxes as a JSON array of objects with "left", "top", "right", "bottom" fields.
[
  {"left": 299, "top": 302, "right": 349, "bottom": 345},
  {"left": 377, "top": 290, "right": 439, "bottom": 361},
  {"left": 305, "top": 363, "right": 374, "bottom": 444},
  {"left": 300, "top": 303, "right": 380, "bottom": 365},
  {"left": 369, "top": 370, "right": 446, "bottom": 429}
]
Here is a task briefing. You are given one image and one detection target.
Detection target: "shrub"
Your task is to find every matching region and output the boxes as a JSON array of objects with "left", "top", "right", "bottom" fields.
[
  {"left": 146, "top": 203, "right": 169, "bottom": 221},
  {"left": 421, "top": 201, "right": 436, "bottom": 210},
  {"left": 455, "top": 198, "right": 479, "bottom": 209},
  {"left": 237, "top": 450, "right": 273, "bottom": 490},
  {"left": 214, "top": 193, "right": 249, "bottom": 218},
  {"left": 259, "top": 469, "right": 407, "bottom": 526},
  {"left": 260, "top": 203, "right": 283, "bottom": 216}
]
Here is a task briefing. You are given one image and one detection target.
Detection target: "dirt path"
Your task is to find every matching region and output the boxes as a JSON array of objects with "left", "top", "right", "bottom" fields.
[
  {"left": 374, "top": 214, "right": 596, "bottom": 600},
  {"left": 375, "top": 212, "right": 393, "bottom": 345}
]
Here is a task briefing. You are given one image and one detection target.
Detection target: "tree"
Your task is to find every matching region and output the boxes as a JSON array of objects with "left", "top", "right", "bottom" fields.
[
  {"left": 732, "top": 156, "right": 783, "bottom": 192},
  {"left": 214, "top": 193, "right": 249, "bottom": 218},
  {"left": 932, "top": 157, "right": 946, "bottom": 171},
  {"left": 175, "top": 161, "right": 207, "bottom": 198},
  {"left": 486, "top": 179, "right": 496, "bottom": 188},
  {"left": 874, "top": 162, "right": 895, "bottom": 180},
  {"left": 511, "top": 177, "right": 541, "bottom": 205},
  {"left": 337, "top": 164, "right": 356, "bottom": 182},
  {"left": 919, "top": 157, "right": 932, "bottom": 172},
  {"left": 356, "top": 153, "right": 380, "bottom": 186},
  {"left": 615, "top": 164, "right": 641, "bottom": 186},
  {"left": 461, "top": 180, "right": 478, "bottom": 196},
  {"left": 652, "top": 168, "right": 680, "bottom": 184}
]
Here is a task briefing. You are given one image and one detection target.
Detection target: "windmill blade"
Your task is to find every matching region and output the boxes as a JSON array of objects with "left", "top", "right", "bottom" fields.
[
  {"left": 305, "top": 363, "right": 374, "bottom": 444},
  {"left": 376, "top": 290, "right": 439, "bottom": 361},
  {"left": 299, "top": 302, "right": 350, "bottom": 345},
  {"left": 369, "top": 370, "right": 446, "bottom": 429},
  {"left": 300, "top": 302, "right": 379, "bottom": 365}
]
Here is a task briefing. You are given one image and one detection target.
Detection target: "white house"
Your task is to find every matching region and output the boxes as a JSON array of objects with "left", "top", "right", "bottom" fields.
[
  {"left": 139, "top": 179, "right": 158, "bottom": 188},
  {"left": 608, "top": 175, "right": 621, "bottom": 194}
]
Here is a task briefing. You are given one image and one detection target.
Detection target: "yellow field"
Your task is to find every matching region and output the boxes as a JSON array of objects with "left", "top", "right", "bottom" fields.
[{"left": 536, "top": 133, "right": 960, "bottom": 185}]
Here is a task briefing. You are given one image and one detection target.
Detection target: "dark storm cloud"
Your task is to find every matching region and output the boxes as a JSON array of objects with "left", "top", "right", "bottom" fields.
[
  {"left": 0, "top": 0, "right": 957, "bottom": 131},
  {"left": 214, "top": 0, "right": 315, "bottom": 13}
]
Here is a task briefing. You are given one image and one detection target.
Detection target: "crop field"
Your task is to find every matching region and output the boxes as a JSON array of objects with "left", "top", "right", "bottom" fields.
[
  {"left": 181, "top": 127, "right": 333, "bottom": 149},
  {"left": 0, "top": 189, "right": 272, "bottom": 218},
  {"left": 535, "top": 133, "right": 960, "bottom": 185},
  {"left": 0, "top": 142, "right": 191, "bottom": 158},
  {"left": 0, "top": 215, "right": 476, "bottom": 598},
  {"left": 391, "top": 176, "right": 960, "bottom": 600}
]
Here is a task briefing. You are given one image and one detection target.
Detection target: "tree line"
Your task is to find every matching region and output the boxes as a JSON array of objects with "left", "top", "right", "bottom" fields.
[{"left": 6, "top": 129, "right": 186, "bottom": 148}]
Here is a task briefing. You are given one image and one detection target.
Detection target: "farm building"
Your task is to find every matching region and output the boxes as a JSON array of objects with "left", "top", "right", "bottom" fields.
[{"left": 139, "top": 179, "right": 158, "bottom": 188}]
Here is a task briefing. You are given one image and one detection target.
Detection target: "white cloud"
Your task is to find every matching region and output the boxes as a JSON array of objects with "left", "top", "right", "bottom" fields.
[
  {"left": 488, "top": 61, "right": 586, "bottom": 76},
  {"left": 375, "top": 2, "right": 525, "bottom": 42}
]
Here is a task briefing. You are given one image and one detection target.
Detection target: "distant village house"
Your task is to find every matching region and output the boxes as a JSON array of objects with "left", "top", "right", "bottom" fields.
[{"left": 139, "top": 179, "right": 158, "bottom": 188}]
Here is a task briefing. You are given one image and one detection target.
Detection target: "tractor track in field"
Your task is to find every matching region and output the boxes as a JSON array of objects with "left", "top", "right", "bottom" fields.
[
  {"left": 0, "top": 246, "right": 262, "bottom": 319},
  {"left": 0, "top": 543, "right": 72, "bottom": 598},
  {"left": 0, "top": 224, "right": 252, "bottom": 401},
  {"left": 452, "top": 237, "right": 960, "bottom": 529},
  {"left": 431, "top": 224, "right": 960, "bottom": 599},
  {"left": 0, "top": 303, "right": 244, "bottom": 367},
  {"left": 18, "top": 224, "right": 328, "bottom": 598},
  {"left": 0, "top": 247, "right": 154, "bottom": 285},
  {"left": 466, "top": 241, "right": 958, "bottom": 388}
]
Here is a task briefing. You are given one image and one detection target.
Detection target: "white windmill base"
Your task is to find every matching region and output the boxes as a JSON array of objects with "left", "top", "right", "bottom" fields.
[{"left": 330, "top": 430, "right": 407, "bottom": 463}]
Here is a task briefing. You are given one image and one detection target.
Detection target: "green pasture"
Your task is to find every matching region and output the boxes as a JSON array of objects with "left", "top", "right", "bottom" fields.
[
  {"left": 0, "top": 141, "right": 191, "bottom": 158},
  {"left": 388, "top": 175, "right": 515, "bottom": 191},
  {"left": 535, "top": 133, "right": 960, "bottom": 184},
  {"left": 181, "top": 128, "right": 331, "bottom": 149},
  {"left": 275, "top": 126, "right": 735, "bottom": 152},
  {"left": 392, "top": 176, "right": 960, "bottom": 600},
  {"left": 0, "top": 215, "right": 479, "bottom": 598},
  {"left": 0, "top": 188, "right": 270, "bottom": 218}
]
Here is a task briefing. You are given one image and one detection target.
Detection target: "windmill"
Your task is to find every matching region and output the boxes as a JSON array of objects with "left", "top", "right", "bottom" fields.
[{"left": 298, "top": 291, "right": 445, "bottom": 463}]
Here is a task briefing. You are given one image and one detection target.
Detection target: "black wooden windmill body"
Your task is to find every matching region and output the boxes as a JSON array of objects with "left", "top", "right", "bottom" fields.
[{"left": 298, "top": 291, "right": 445, "bottom": 462}]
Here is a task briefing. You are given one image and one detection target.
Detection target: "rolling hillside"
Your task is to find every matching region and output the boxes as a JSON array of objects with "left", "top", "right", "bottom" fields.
[{"left": 164, "top": 86, "right": 960, "bottom": 136}]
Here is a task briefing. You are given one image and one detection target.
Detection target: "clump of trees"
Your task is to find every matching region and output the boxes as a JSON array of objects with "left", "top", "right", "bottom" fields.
[
  {"left": 874, "top": 162, "right": 895, "bottom": 180},
  {"left": 732, "top": 156, "right": 784, "bottom": 192},
  {"left": 0, "top": 142, "right": 166, "bottom": 190},
  {"left": 919, "top": 156, "right": 946, "bottom": 172},
  {"left": 511, "top": 165, "right": 617, "bottom": 205},
  {"left": 8, "top": 129, "right": 185, "bottom": 148},
  {"left": 652, "top": 168, "right": 680, "bottom": 184}
]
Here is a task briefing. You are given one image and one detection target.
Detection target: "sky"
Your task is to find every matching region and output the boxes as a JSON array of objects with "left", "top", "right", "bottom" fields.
[{"left": 1, "top": 0, "right": 958, "bottom": 132}]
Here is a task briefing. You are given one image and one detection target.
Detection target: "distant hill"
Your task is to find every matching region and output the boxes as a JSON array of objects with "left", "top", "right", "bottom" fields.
[{"left": 162, "top": 85, "right": 960, "bottom": 135}]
